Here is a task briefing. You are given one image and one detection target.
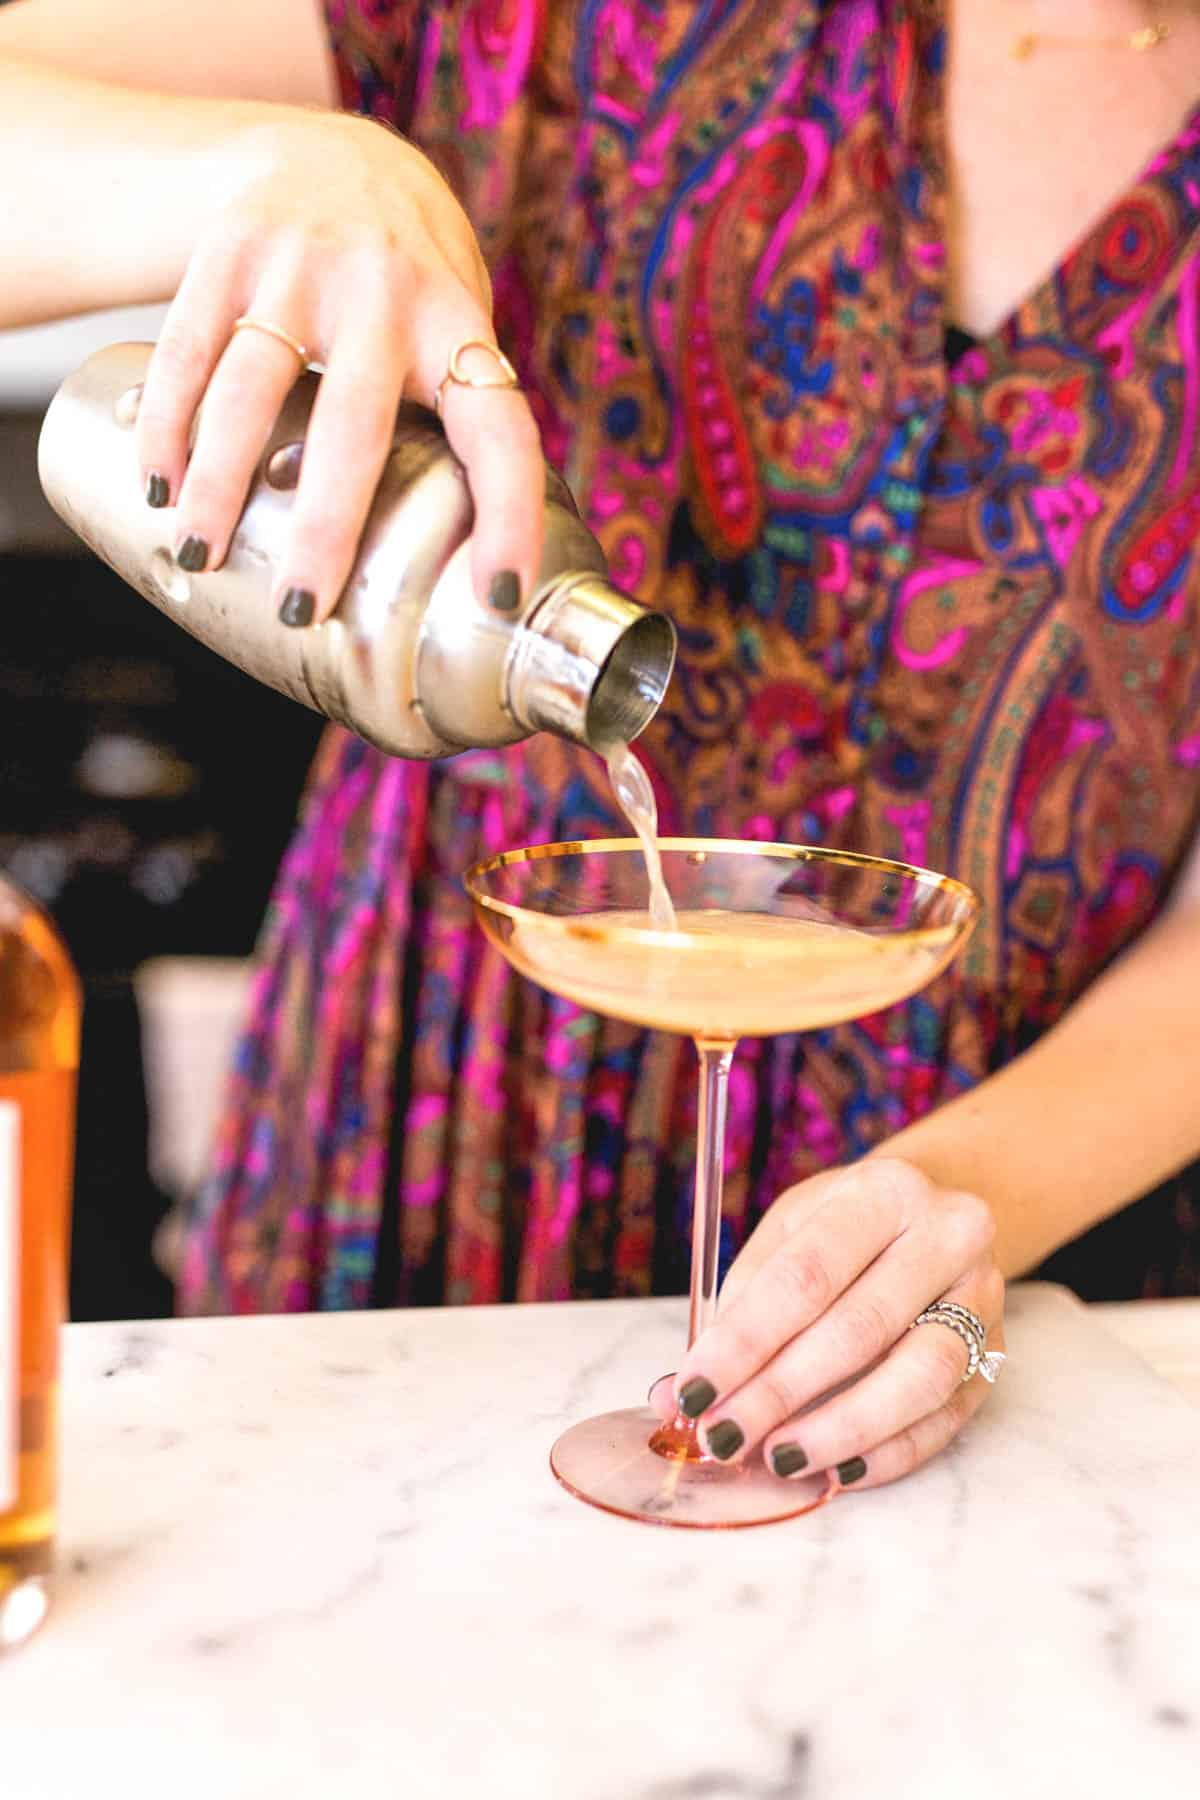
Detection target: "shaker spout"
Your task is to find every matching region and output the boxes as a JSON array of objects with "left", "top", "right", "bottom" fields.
[{"left": 505, "top": 574, "right": 677, "bottom": 750}]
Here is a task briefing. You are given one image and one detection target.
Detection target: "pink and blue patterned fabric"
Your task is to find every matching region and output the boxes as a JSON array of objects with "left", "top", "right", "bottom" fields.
[{"left": 182, "top": 0, "right": 1200, "bottom": 1312}]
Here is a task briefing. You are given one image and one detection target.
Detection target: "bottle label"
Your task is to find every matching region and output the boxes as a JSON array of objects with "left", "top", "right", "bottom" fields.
[{"left": 0, "top": 1100, "right": 18, "bottom": 1512}]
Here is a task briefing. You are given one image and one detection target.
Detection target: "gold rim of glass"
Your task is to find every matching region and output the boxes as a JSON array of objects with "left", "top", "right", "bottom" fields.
[{"left": 463, "top": 836, "right": 980, "bottom": 949}]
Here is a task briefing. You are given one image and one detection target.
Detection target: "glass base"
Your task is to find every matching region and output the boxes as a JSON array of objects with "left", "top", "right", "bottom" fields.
[{"left": 550, "top": 1406, "right": 836, "bottom": 1529}]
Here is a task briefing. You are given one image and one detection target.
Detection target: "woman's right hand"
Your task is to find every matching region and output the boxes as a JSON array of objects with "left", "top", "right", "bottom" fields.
[{"left": 135, "top": 110, "right": 545, "bottom": 623}]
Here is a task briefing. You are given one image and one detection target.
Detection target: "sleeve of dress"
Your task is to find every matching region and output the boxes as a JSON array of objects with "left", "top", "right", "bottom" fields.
[{"left": 321, "top": 0, "right": 430, "bottom": 130}]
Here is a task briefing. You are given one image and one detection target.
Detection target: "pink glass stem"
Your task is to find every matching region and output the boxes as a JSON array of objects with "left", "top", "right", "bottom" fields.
[{"left": 688, "top": 1039, "right": 736, "bottom": 1348}]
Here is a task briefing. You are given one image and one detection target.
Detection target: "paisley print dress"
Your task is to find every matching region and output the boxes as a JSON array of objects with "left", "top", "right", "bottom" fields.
[{"left": 181, "top": 0, "right": 1200, "bottom": 1313}]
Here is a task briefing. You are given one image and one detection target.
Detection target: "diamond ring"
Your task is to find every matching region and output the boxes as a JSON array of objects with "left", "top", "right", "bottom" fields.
[{"left": 909, "top": 1300, "right": 1007, "bottom": 1384}]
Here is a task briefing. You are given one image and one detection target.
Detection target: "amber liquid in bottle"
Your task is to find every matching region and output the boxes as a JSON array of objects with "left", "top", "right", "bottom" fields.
[{"left": 0, "top": 879, "right": 79, "bottom": 1652}]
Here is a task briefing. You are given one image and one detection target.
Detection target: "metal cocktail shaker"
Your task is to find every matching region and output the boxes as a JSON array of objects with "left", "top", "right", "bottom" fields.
[{"left": 36, "top": 344, "right": 675, "bottom": 759}]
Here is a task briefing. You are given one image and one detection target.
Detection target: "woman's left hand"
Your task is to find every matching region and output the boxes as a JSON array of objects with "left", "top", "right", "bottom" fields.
[{"left": 650, "top": 1157, "right": 1005, "bottom": 1492}]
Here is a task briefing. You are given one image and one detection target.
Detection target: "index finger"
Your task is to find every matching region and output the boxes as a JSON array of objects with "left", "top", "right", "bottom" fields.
[
  {"left": 412, "top": 318, "right": 546, "bottom": 611},
  {"left": 671, "top": 1164, "right": 914, "bottom": 1420}
]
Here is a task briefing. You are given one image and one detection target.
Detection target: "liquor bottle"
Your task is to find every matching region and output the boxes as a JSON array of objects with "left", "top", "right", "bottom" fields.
[
  {"left": 38, "top": 345, "right": 676, "bottom": 760},
  {"left": 0, "top": 878, "right": 79, "bottom": 1652}
]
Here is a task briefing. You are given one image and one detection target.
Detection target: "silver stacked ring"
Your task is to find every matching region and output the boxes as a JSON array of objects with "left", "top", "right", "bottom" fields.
[
  {"left": 909, "top": 1300, "right": 1006, "bottom": 1384},
  {"left": 910, "top": 1304, "right": 983, "bottom": 1382},
  {"left": 932, "top": 1301, "right": 990, "bottom": 1339}
]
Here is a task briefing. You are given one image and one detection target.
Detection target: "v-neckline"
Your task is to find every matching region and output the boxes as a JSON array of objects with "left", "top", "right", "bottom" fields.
[{"left": 914, "top": 2, "right": 1200, "bottom": 369}]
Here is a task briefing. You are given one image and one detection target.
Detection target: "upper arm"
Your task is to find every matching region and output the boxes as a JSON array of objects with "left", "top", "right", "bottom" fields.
[{"left": 0, "top": 0, "right": 339, "bottom": 108}]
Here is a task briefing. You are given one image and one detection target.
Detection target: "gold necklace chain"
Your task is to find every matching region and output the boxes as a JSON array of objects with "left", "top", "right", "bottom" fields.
[{"left": 1011, "top": 18, "right": 1169, "bottom": 58}]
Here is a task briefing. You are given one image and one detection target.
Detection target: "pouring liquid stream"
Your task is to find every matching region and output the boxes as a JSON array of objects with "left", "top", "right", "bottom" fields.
[{"left": 603, "top": 741, "right": 677, "bottom": 931}]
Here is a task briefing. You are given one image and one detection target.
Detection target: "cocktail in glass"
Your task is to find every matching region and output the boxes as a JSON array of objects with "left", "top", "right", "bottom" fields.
[{"left": 464, "top": 839, "right": 978, "bottom": 1527}]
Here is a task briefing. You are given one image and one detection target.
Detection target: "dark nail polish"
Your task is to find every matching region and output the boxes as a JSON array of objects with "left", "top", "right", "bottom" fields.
[
  {"left": 836, "top": 1456, "right": 868, "bottom": 1487},
  {"left": 278, "top": 587, "right": 316, "bottom": 629},
  {"left": 145, "top": 473, "right": 169, "bottom": 509},
  {"left": 176, "top": 536, "right": 209, "bottom": 573},
  {"left": 487, "top": 569, "right": 521, "bottom": 612},
  {"left": 678, "top": 1377, "right": 717, "bottom": 1419},
  {"left": 646, "top": 1371, "right": 676, "bottom": 1404},
  {"left": 705, "top": 1419, "right": 744, "bottom": 1462},
  {"left": 770, "top": 1443, "right": 809, "bottom": 1479}
]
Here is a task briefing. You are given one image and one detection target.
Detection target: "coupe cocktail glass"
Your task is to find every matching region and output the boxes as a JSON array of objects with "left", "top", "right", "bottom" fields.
[{"left": 465, "top": 839, "right": 978, "bottom": 1527}]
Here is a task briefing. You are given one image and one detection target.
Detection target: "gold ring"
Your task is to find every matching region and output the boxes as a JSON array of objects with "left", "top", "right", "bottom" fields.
[
  {"left": 233, "top": 315, "right": 310, "bottom": 367},
  {"left": 434, "top": 338, "right": 520, "bottom": 418}
]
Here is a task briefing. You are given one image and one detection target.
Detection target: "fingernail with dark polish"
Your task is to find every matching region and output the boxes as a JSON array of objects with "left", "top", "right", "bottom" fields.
[
  {"left": 678, "top": 1377, "right": 717, "bottom": 1419},
  {"left": 836, "top": 1456, "right": 868, "bottom": 1487},
  {"left": 705, "top": 1420, "right": 744, "bottom": 1462},
  {"left": 770, "top": 1442, "right": 809, "bottom": 1479},
  {"left": 145, "top": 473, "right": 169, "bottom": 509},
  {"left": 646, "top": 1371, "right": 676, "bottom": 1404},
  {"left": 488, "top": 569, "right": 521, "bottom": 612},
  {"left": 175, "top": 536, "right": 209, "bottom": 573},
  {"left": 278, "top": 587, "right": 316, "bottom": 629}
]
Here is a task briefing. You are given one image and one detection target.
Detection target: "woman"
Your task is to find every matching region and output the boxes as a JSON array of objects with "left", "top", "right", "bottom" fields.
[{"left": 3, "top": 0, "right": 1198, "bottom": 1494}]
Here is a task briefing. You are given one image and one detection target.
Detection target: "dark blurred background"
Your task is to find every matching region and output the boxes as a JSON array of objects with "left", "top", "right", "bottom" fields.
[{"left": 0, "top": 316, "right": 321, "bottom": 1320}]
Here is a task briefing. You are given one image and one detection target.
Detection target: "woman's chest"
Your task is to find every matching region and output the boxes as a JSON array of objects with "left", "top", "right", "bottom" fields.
[
  {"left": 942, "top": 0, "right": 1200, "bottom": 336},
  {"left": 417, "top": 2, "right": 1200, "bottom": 779},
  {"left": 469, "top": 1, "right": 1200, "bottom": 362}
]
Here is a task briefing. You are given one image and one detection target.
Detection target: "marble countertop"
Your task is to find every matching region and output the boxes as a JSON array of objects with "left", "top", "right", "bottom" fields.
[
  {"left": 1092, "top": 1298, "right": 1200, "bottom": 1406},
  {"left": 1, "top": 1284, "right": 1198, "bottom": 1799}
]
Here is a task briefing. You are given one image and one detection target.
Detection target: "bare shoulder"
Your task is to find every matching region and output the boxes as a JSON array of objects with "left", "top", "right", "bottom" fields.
[{"left": 0, "top": 0, "right": 339, "bottom": 107}]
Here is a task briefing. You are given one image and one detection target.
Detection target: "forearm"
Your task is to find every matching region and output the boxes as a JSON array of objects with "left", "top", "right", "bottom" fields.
[
  {"left": 876, "top": 898, "right": 1200, "bottom": 1278},
  {"left": 0, "top": 0, "right": 338, "bottom": 325},
  {"left": 0, "top": 59, "right": 306, "bottom": 327}
]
